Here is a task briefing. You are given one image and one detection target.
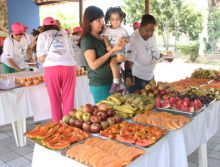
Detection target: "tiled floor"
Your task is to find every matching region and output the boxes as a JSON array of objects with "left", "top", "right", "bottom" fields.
[{"left": 0, "top": 117, "right": 219, "bottom": 167}]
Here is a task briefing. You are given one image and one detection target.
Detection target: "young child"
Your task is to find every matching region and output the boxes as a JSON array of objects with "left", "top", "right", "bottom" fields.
[{"left": 103, "top": 6, "right": 129, "bottom": 93}]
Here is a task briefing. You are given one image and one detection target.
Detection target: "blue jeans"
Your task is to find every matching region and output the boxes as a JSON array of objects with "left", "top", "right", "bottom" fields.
[{"left": 127, "top": 76, "right": 151, "bottom": 93}]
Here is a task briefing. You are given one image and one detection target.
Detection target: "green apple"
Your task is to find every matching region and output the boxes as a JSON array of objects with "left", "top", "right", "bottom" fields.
[
  {"left": 82, "top": 112, "right": 91, "bottom": 122},
  {"left": 75, "top": 111, "right": 83, "bottom": 120}
]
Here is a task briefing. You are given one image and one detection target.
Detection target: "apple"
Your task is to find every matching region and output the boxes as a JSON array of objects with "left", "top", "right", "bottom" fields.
[
  {"left": 69, "top": 117, "right": 77, "bottom": 126},
  {"left": 153, "top": 89, "right": 159, "bottom": 95},
  {"left": 106, "top": 108, "right": 115, "bottom": 117},
  {"left": 98, "top": 103, "right": 108, "bottom": 112},
  {"left": 82, "top": 122, "right": 91, "bottom": 132},
  {"left": 69, "top": 109, "right": 77, "bottom": 118},
  {"left": 107, "top": 117, "right": 116, "bottom": 126},
  {"left": 97, "top": 111, "right": 107, "bottom": 121},
  {"left": 100, "top": 121, "right": 109, "bottom": 130},
  {"left": 90, "top": 115, "right": 101, "bottom": 123},
  {"left": 62, "top": 115, "right": 71, "bottom": 124},
  {"left": 144, "top": 84, "right": 151, "bottom": 91},
  {"left": 75, "top": 111, "right": 83, "bottom": 120},
  {"left": 92, "top": 107, "right": 99, "bottom": 115},
  {"left": 158, "top": 85, "right": 165, "bottom": 91},
  {"left": 90, "top": 123, "right": 101, "bottom": 133},
  {"left": 83, "top": 104, "right": 93, "bottom": 113},
  {"left": 113, "top": 115, "right": 122, "bottom": 123},
  {"left": 82, "top": 112, "right": 91, "bottom": 122},
  {"left": 150, "top": 85, "right": 156, "bottom": 92},
  {"left": 74, "top": 120, "right": 84, "bottom": 129}
]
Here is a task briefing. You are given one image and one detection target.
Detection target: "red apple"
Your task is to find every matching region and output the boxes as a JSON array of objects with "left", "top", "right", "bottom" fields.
[
  {"left": 97, "top": 111, "right": 107, "bottom": 121},
  {"left": 107, "top": 117, "right": 116, "bottom": 126},
  {"left": 106, "top": 109, "right": 115, "bottom": 117},
  {"left": 69, "top": 118, "right": 77, "bottom": 126},
  {"left": 92, "top": 107, "right": 99, "bottom": 115},
  {"left": 113, "top": 115, "right": 122, "bottom": 123},
  {"left": 82, "top": 122, "right": 91, "bottom": 132},
  {"left": 90, "top": 123, "right": 101, "bottom": 133},
  {"left": 98, "top": 103, "right": 108, "bottom": 112},
  {"left": 83, "top": 104, "right": 93, "bottom": 113},
  {"left": 100, "top": 121, "right": 109, "bottom": 130},
  {"left": 90, "top": 115, "right": 101, "bottom": 123},
  {"left": 74, "top": 120, "right": 84, "bottom": 129},
  {"left": 69, "top": 109, "right": 77, "bottom": 118}
]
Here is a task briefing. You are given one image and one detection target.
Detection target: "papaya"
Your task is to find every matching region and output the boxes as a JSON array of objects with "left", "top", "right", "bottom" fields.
[
  {"left": 135, "top": 138, "right": 156, "bottom": 147},
  {"left": 26, "top": 126, "right": 41, "bottom": 138},
  {"left": 38, "top": 125, "right": 59, "bottom": 139},
  {"left": 116, "top": 134, "right": 136, "bottom": 144},
  {"left": 46, "top": 141, "right": 70, "bottom": 150}
]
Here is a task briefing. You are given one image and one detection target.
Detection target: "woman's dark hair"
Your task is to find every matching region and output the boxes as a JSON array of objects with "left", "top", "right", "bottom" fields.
[
  {"left": 105, "top": 6, "right": 126, "bottom": 24},
  {"left": 43, "top": 25, "right": 60, "bottom": 32},
  {"left": 81, "top": 6, "right": 104, "bottom": 38},
  {"left": 31, "top": 29, "right": 40, "bottom": 37},
  {"left": 141, "top": 14, "right": 157, "bottom": 27}
]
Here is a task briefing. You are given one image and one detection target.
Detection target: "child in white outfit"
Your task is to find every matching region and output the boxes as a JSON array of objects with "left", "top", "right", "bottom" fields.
[{"left": 103, "top": 6, "right": 129, "bottom": 93}]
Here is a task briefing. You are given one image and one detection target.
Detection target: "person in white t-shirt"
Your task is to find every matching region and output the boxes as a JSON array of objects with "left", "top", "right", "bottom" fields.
[
  {"left": 1, "top": 22, "right": 32, "bottom": 73},
  {"left": 102, "top": 6, "right": 129, "bottom": 93},
  {"left": 124, "top": 14, "right": 168, "bottom": 93},
  {"left": 70, "top": 26, "right": 85, "bottom": 66},
  {"left": 37, "top": 17, "right": 77, "bottom": 122}
]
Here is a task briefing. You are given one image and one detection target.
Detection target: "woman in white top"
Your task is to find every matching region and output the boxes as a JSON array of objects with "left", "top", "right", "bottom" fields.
[
  {"left": 1, "top": 22, "right": 32, "bottom": 73},
  {"left": 125, "top": 14, "right": 166, "bottom": 93},
  {"left": 37, "top": 17, "right": 77, "bottom": 122}
]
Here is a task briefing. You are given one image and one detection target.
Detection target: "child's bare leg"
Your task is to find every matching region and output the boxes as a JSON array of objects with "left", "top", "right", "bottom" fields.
[{"left": 110, "top": 57, "right": 121, "bottom": 84}]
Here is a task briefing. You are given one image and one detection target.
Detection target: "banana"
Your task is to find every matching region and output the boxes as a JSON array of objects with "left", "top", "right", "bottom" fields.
[
  {"left": 98, "top": 100, "right": 117, "bottom": 106},
  {"left": 131, "top": 97, "right": 142, "bottom": 106},
  {"left": 144, "top": 104, "right": 155, "bottom": 110},
  {"left": 115, "top": 111, "right": 129, "bottom": 119},
  {"left": 107, "top": 96, "right": 122, "bottom": 105},
  {"left": 119, "top": 95, "right": 129, "bottom": 103},
  {"left": 122, "top": 104, "right": 138, "bottom": 111},
  {"left": 113, "top": 105, "right": 135, "bottom": 114}
]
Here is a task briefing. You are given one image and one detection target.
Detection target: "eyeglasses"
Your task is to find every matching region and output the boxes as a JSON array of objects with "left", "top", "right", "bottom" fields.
[{"left": 14, "top": 33, "right": 23, "bottom": 36}]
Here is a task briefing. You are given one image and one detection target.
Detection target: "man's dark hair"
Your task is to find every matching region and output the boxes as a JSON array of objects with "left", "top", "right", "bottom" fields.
[
  {"left": 43, "top": 25, "right": 60, "bottom": 32},
  {"left": 141, "top": 14, "right": 157, "bottom": 26}
]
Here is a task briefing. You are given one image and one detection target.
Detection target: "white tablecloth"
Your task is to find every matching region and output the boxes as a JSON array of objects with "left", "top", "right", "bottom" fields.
[
  {"left": 32, "top": 101, "right": 220, "bottom": 167},
  {"left": 0, "top": 75, "right": 94, "bottom": 125}
]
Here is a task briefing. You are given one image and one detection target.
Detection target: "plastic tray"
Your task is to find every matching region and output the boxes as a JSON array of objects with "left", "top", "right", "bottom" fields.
[
  {"left": 155, "top": 105, "right": 206, "bottom": 117},
  {"left": 61, "top": 136, "right": 146, "bottom": 166}
]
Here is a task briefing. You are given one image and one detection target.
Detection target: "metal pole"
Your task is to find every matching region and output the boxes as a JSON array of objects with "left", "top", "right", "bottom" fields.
[{"left": 79, "top": 0, "right": 83, "bottom": 26}]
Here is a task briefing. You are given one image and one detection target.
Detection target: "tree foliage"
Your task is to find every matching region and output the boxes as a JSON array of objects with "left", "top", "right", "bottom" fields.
[
  {"left": 208, "top": 7, "right": 220, "bottom": 41},
  {"left": 122, "top": 0, "right": 203, "bottom": 41}
]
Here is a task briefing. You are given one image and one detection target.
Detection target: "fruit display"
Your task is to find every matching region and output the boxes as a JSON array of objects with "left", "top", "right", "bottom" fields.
[
  {"left": 65, "top": 137, "right": 145, "bottom": 167},
  {"left": 141, "top": 80, "right": 176, "bottom": 99},
  {"left": 133, "top": 111, "right": 191, "bottom": 130},
  {"left": 62, "top": 103, "right": 122, "bottom": 133},
  {"left": 191, "top": 68, "right": 220, "bottom": 80},
  {"left": 25, "top": 122, "right": 90, "bottom": 150},
  {"left": 1, "top": 71, "right": 44, "bottom": 87},
  {"left": 100, "top": 122, "right": 167, "bottom": 147},
  {"left": 76, "top": 66, "right": 87, "bottom": 76},
  {"left": 98, "top": 93, "right": 155, "bottom": 119},
  {"left": 177, "top": 86, "right": 216, "bottom": 104},
  {"left": 155, "top": 96, "right": 204, "bottom": 113},
  {"left": 170, "top": 77, "right": 210, "bottom": 92}
]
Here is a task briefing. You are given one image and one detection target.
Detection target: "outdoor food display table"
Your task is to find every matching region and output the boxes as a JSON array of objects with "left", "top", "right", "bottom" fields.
[
  {"left": 32, "top": 101, "right": 220, "bottom": 167},
  {"left": 0, "top": 75, "right": 94, "bottom": 146}
]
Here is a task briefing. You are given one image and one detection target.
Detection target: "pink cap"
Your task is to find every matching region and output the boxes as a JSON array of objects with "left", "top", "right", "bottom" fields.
[
  {"left": 43, "top": 17, "right": 57, "bottom": 26},
  {"left": 73, "top": 26, "right": 82, "bottom": 33},
  {"left": 133, "top": 21, "right": 141, "bottom": 27},
  {"left": 65, "top": 29, "right": 71, "bottom": 34},
  {"left": 11, "top": 22, "right": 25, "bottom": 34},
  {"left": 23, "top": 25, "right": 28, "bottom": 30}
]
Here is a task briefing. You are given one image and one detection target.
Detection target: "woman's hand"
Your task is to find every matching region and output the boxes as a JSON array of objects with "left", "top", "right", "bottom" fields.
[{"left": 111, "top": 42, "right": 125, "bottom": 53}]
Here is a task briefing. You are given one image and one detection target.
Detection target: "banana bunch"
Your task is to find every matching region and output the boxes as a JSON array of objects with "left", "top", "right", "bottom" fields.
[
  {"left": 115, "top": 111, "right": 133, "bottom": 119},
  {"left": 191, "top": 68, "right": 219, "bottom": 79}
]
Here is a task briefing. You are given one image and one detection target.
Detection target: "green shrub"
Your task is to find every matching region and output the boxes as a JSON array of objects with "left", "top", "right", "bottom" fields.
[{"left": 177, "top": 42, "right": 199, "bottom": 62}]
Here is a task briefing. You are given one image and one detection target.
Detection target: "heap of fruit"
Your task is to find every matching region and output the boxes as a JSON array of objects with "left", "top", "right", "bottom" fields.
[
  {"left": 133, "top": 111, "right": 191, "bottom": 130},
  {"left": 65, "top": 137, "right": 145, "bottom": 167},
  {"left": 155, "top": 96, "right": 203, "bottom": 112},
  {"left": 25, "top": 122, "right": 90, "bottom": 150},
  {"left": 100, "top": 122, "right": 167, "bottom": 147},
  {"left": 62, "top": 103, "right": 122, "bottom": 133},
  {"left": 98, "top": 93, "right": 155, "bottom": 119},
  {"left": 177, "top": 86, "right": 216, "bottom": 104},
  {"left": 191, "top": 68, "right": 220, "bottom": 79},
  {"left": 142, "top": 80, "right": 176, "bottom": 99},
  {"left": 170, "top": 78, "right": 210, "bottom": 92}
]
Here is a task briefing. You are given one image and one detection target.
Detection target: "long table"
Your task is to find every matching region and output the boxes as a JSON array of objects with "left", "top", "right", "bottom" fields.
[
  {"left": 0, "top": 75, "right": 94, "bottom": 146},
  {"left": 31, "top": 101, "right": 220, "bottom": 167}
]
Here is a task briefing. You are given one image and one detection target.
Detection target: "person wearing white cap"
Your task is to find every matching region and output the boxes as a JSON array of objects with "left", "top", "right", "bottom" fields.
[
  {"left": 36, "top": 17, "right": 77, "bottom": 122},
  {"left": 1, "top": 22, "right": 31, "bottom": 73}
]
